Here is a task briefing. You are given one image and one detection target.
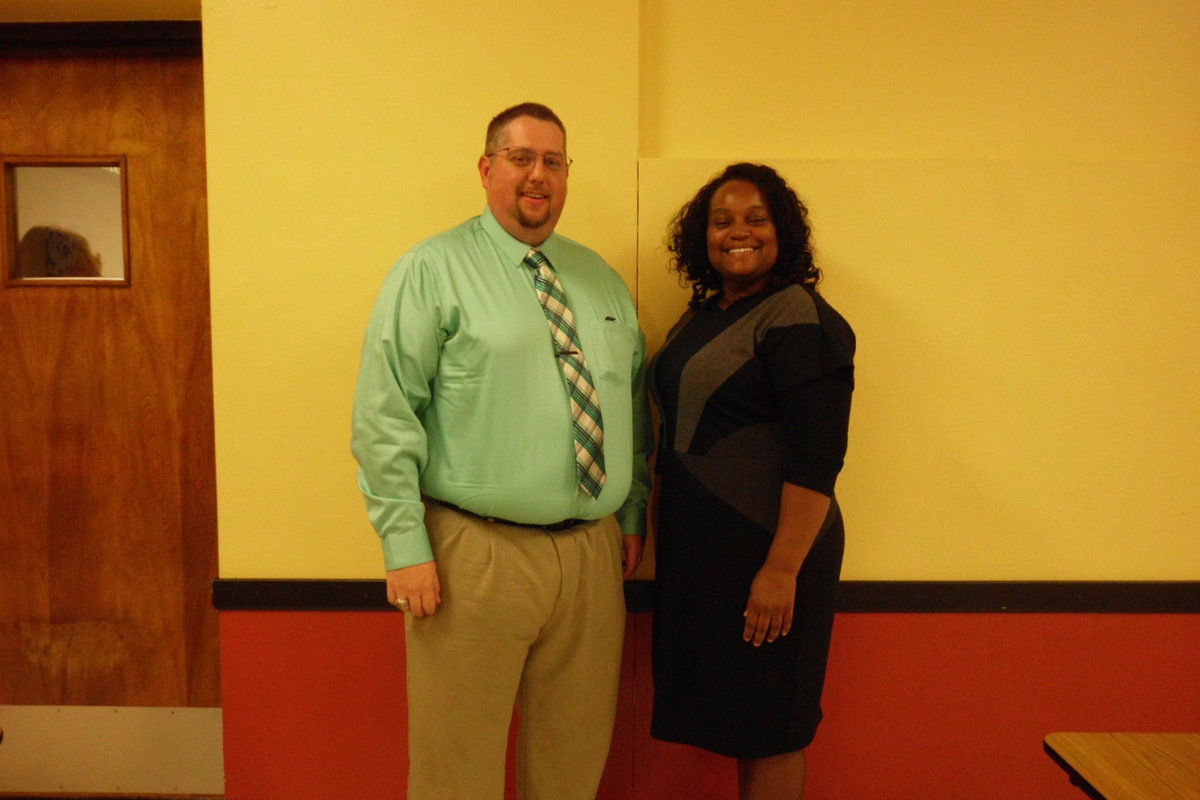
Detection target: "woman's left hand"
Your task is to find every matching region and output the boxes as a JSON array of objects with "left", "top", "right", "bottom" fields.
[{"left": 743, "top": 564, "right": 796, "bottom": 646}]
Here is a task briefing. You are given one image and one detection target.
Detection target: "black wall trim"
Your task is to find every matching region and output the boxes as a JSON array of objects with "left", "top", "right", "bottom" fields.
[
  {"left": 833, "top": 581, "right": 1200, "bottom": 613},
  {"left": 0, "top": 21, "right": 201, "bottom": 58},
  {"left": 213, "top": 579, "right": 1200, "bottom": 614},
  {"left": 214, "top": 579, "right": 395, "bottom": 612}
]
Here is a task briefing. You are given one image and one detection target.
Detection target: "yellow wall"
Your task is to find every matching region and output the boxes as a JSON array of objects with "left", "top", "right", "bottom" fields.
[
  {"left": 205, "top": 0, "right": 1199, "bottom": 580},
  {"left": 636, "top": 0, "right": 1200, "bottom": 578},
  {"left": 204, "top": 0, "right": 639, "bottom": 577}
]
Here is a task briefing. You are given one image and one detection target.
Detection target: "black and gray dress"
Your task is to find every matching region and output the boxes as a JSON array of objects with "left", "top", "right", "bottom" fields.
[{"left": 650, "top": 284, "right": 855, "bottom": 759}]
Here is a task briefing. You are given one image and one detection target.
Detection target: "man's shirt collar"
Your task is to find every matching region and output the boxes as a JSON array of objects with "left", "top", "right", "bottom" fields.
[{"left": 480, "top": 206, "right": 562, "bottom": 270}]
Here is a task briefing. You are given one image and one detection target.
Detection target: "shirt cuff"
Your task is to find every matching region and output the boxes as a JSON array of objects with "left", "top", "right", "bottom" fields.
[
  {"left": 613, "top": 501, "right": 647, "bottom": 538},
  {"left": 381, "top": 529, "right": 435, "bottom": 571}
]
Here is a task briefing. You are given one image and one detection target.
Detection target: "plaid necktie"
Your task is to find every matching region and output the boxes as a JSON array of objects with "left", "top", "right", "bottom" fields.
[{"left": 524, "top": 249, "right": 606, "bottom": 498}]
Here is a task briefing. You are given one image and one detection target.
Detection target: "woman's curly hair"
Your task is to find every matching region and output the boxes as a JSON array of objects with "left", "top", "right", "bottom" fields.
[{"left": 666, "top": 162, "right": 820, "bottom": 309}]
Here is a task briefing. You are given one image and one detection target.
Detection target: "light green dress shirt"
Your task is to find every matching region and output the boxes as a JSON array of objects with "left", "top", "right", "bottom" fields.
[{"left": 352, "top": 208, "right": 652, "bottom": 570}]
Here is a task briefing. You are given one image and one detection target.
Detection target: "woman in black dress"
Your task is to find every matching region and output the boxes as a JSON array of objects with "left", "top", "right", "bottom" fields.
[{"left": 651, "top": 163, "right": 855, "bottom": 799}]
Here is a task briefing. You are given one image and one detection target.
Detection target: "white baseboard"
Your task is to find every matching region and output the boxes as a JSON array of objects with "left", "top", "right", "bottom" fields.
[{"left": 0, "top": 705, "right": 223, "bottom": 795}]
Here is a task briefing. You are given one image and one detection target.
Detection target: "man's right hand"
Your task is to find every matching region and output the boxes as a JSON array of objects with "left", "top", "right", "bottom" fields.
[{"left": 386, "top": 561, "right": 442, "bottom": 616}]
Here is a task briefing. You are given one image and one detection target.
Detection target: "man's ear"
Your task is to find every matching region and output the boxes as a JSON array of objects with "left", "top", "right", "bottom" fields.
[{"left": 478, "top": 154, "right": 491, "bottom": 188}]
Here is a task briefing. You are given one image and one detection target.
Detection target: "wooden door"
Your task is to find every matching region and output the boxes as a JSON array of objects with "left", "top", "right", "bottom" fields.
[{"left": 0, "top": 48, "right": 218, "bottom": 707}]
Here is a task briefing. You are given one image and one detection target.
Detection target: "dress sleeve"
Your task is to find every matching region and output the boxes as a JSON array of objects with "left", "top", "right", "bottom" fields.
[
  {"left": 762, "top": 297, "right": 855, "bottom": 496},
  {"left": 774, "top": 367, "right": 853, "bottom": 495},
  {"left": 350, "top": 253, "right": 443, "bottom": 570}
]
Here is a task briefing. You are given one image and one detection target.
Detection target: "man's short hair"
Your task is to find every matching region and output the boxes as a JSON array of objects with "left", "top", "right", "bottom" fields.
[{"left": 485, "top": 102, "right": 567, "bottom": 154}]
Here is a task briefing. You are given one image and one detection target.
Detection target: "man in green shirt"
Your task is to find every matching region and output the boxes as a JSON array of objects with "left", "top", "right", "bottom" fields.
[{"left": 352, "top": 102, "right": 650, "bottom": 799}]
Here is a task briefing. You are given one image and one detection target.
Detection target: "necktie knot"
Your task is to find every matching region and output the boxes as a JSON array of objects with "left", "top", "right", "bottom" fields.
[{"left": 524, "top": 249, "right": 549, "bottom": 270}]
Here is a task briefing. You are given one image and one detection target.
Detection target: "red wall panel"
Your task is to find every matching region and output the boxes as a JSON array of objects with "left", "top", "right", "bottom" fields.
[
  {"left": 220, "top": 611, "right": 1200, "bottom": 799},
  {"left": 810, "top": 614, "right": 1200, "bottom": 799},
  {"left": 220, "top": 612, "right": 408, "bottom": 800}
]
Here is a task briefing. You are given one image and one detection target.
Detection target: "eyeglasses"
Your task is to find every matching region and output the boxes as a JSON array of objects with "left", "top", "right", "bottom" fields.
[{"left": 486, "top": 147, "right": 572, "bottom": 173}]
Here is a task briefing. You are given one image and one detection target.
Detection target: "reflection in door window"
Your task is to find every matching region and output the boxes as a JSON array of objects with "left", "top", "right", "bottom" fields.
[{"left": 17, "top": 224, "right": 103, "bottom": 277}]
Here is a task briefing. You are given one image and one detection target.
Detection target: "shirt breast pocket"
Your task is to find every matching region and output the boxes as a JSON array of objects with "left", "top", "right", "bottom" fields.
[{"left": 589, "top": 316, "right": 636, "bottom": 385}]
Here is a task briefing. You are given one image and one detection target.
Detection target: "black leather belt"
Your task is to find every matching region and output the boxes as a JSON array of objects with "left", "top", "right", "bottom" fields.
[{"left": 430, "top": 498, "right": 585, "bottom": 532}]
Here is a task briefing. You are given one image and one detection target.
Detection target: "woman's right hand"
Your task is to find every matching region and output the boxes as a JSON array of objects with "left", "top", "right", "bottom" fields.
[{"left": 743, "top": 564, "right": 796, "bottom": 646}]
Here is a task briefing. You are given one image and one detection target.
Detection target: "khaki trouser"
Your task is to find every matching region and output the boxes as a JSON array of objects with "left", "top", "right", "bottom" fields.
[{"left": 405, "top": 502, "right": 627, "bottom": 800}]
